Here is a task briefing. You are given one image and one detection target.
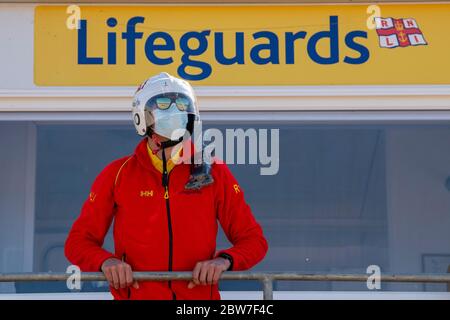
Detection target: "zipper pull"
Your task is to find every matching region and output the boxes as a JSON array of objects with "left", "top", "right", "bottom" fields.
[
  {"left": 164, "top": 186, "right": 169, "bottom": 199},
  {"left": 162, "top": 171, "right": 168, "bottom": 187}
]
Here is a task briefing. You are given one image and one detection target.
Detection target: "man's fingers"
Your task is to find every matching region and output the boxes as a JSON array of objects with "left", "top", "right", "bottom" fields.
[
  {"left": 191, "top": 261, "right": 223, "bottom": 288},
  {"left": 206, "top": 265, "right": 216, "bottom": 285},
  {"left": 189, "top": 261, "right": 225, "bottom": 288},
  {"left": 192, "top": 262, "right": 202, "bottom": 286},
  {"left": 132, "top": 281, "right": 140, "bottom": 289},
  {"left": 212, "top": 267, "right": 222, "bottom": 285},
  {"left": 189, "top": 258, "right": 230, "bottom": 288},
  {"left": 101, "top": 258, "right": 136, "bottom": 290},
  {"left": 110, "top": 267, "right": 120, "bottom": 289},
  {"left": 103, "top": 268, "right": 114, "bottom": 287},
  {"left": 199, "top": 263, "right": 210, "bottom": 285},
  {"left": 125, "top": 264, "right": 134, "bottom": 287},
  {"left": 117, "top": 264, "right": 127, "bottom": 289}
]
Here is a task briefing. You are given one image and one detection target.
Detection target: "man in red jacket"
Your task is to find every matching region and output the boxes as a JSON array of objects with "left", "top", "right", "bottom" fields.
[{"left": 65, "top": 72, "right": 268, "bottom": 300}]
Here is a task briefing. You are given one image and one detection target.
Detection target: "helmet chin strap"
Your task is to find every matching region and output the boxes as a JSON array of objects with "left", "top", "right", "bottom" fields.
[{"left": 149, "top": 131, "right": 182, "bottom": 154}]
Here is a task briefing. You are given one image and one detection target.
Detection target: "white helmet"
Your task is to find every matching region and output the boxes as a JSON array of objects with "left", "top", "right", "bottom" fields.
[{"left": 132, "top": 72, "right": 199, "bottom": 139}]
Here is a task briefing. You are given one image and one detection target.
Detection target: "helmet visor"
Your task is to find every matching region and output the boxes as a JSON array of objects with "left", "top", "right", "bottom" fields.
[
  {"left": 145, "top": 92, "right": 197, "bottom": 114},
  {"left": 144, "top": 92, "right": 198, "bottom": 139}
]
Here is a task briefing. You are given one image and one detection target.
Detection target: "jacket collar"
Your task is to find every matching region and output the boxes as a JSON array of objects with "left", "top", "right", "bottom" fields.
[
  {"left": 134, "top": 137, "right": 196, "bottom": 172},
  {"left": 147, "top": 142, "right": 182, "bottom": 174},
  {"left": 134, "top": 137, "right": 155, "bottom": 171}
]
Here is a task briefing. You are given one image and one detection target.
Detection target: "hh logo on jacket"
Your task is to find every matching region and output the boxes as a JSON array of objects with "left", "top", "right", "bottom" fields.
[{"left": 140, "top": 190, "right": 154, "bottom": 197}]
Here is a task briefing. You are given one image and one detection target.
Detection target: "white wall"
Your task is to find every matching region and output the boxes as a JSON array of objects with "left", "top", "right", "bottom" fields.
[
  {"left": 0, "top": 5, "right": 34, "bottom": 89},
  {"left": 0, "top": 123, "right": 35, "bottom": 292},
  {"left": 386, "top": 127, "right": 450, "bottom": 290}
]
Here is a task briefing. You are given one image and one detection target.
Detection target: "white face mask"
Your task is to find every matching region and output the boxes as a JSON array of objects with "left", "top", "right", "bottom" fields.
[{"left": 153, "top": 103, "right": 188, "bottom": 140}]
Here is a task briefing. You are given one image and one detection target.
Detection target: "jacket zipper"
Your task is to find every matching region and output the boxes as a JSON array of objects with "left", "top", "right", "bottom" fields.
[{"left": 162, "top": 167, "right": 177, "bottom": 300}]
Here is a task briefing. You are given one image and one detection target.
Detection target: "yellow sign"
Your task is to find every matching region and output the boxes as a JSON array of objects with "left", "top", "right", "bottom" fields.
[{"left": 34, "top": 4, "right": 450, "bottom": 86}]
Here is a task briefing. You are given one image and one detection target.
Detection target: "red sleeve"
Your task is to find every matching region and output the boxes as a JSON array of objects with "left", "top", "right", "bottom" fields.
[
  {"left": 64, "top": 158, "right": 127, "bottom": 272},
  {"left": 213, "top": 163, "right": 268, "bottom": 271}
]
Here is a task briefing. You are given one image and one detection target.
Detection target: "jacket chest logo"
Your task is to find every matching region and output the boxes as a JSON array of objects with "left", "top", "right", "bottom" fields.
[
  {"left": 140, "top": 190, "right": 154, "bottom": 197},
  {"left": 89, "top": 192, "right": 97, "bottom": 202}
]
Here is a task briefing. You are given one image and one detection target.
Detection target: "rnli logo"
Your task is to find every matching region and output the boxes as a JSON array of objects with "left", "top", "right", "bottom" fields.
[
  {"left": 374, "top": 17, "right": 427, "bottom": 48},
  {"left": 140, "top": 190, "right": 154, "bottom": 197}
]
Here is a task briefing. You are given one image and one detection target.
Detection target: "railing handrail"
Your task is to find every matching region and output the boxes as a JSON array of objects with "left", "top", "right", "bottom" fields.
[
  {"left": 1, "top": 271, "right": 450, "bottom": 300},
  {"left": 1, "top": 271, "right": 450, "bottom": 282}
]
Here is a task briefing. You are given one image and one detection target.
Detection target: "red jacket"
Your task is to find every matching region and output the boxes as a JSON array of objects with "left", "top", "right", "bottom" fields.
[{"left": 65, "top": 138, "right": 268, "bottom": 300}]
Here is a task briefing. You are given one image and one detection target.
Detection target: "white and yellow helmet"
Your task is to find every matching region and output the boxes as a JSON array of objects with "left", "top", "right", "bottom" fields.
[{"left": 132, "top": 72, "right": 199, "bottom": 139}]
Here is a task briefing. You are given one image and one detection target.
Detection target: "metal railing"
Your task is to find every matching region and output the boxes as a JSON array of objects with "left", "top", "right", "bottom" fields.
[{"left": 1, "top": 272, "right": 450, "bottom": 300}]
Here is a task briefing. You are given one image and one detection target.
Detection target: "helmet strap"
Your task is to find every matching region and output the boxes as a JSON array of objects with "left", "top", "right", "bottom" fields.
[{"left": 148, "top": 130, "right": 183, "bottom": 154}]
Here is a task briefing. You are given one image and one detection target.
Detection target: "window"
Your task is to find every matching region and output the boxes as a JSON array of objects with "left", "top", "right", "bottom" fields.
[{"left": 0, "top": 118, "right": 449, "bottom": 294}]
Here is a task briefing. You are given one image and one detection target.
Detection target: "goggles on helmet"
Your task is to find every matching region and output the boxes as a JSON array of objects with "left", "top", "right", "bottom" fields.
[{"left": 145, "top": 92, "right": 196, "bottom": 114}]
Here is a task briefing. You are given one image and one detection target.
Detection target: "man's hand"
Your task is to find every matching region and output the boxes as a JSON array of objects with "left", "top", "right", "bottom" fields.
[
  {"left": 188, "top": 257, "right": 231, "bottom": 289},
  {"left": 101, "top": 257, "right": 139, "bottom": 290}
]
